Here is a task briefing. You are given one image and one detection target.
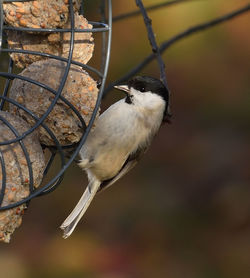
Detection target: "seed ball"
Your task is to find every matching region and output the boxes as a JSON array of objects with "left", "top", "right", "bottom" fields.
[
  {"left": 0, "top": 111, "right": 45, "bottom": 243},
  {"left": 9, "top": 59, "right": 99, "bottom": 146},
  {"left": 3, "top": 0, "right": 81, "bottom": 30},
  {"left": 7, "top": 14, "right": 94, "bottom": 68}
]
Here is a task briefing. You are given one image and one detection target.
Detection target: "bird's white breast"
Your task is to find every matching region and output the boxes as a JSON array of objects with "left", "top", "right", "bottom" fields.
[{"left": 79, "top": 94, "right": 165, "bottom": 180}]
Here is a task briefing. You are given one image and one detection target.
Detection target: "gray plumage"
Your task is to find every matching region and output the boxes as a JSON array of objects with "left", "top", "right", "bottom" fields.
[{"left": 60, "top": 76, "right": 169, "bottom": 238}]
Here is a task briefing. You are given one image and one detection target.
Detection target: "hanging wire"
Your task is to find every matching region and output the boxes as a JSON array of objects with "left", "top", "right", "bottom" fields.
[{"left": 105, "top": 3, "right": 250, "bottom": 94}]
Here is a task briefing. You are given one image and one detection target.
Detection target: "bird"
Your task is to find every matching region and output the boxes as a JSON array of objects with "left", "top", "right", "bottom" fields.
[{"left": 60, "top": 76, "right": 170, "bottom": 238}]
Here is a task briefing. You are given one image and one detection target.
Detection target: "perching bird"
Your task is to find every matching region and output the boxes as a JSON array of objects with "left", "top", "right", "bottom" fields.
[{"left": 60, "top": 76, "right": 169, "bottom": 238}]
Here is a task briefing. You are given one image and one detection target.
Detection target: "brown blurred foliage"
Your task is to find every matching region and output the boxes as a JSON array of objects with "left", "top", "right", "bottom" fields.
[{"left": 0, "top": 1, "right": 250, "bottom": 277}]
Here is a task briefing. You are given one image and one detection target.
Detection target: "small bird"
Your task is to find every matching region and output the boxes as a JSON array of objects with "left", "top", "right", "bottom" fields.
[{"left": 60, "top": 76, "right": 169, "bottom": 238}]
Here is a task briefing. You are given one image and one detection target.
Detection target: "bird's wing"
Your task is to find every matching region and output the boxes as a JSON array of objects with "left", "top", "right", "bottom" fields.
[{"left": 98, "top": 145, "right": 148, "bottom": 192}]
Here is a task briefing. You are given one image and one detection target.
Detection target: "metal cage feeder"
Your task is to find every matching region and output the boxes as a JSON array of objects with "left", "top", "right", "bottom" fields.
[{"left": 0, "top": 0, "right": 112, "bottom": 211}]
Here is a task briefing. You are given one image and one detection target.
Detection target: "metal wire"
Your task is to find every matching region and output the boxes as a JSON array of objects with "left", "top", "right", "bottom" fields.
[{"left": 0, "top": 0, "right": 112, "bottom": 210}]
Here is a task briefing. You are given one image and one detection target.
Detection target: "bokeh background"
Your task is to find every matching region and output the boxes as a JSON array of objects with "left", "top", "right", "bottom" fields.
[{"left": 1, "top": 0, "right": 250, "bottom": 277}]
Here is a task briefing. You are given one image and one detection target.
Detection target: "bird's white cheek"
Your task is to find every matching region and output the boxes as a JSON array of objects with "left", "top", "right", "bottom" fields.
[{"left": 133, "top": 90, "right": 165, "bottom": 110}]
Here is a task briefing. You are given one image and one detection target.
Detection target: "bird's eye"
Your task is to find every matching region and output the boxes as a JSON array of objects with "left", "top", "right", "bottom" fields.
[{"left": 140, "top": 87, "right": 145, "bottom": 92}]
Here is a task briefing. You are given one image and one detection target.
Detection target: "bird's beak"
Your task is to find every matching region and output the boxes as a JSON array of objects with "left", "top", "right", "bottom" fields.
[{"left": 114, "top": 85, "right": 130, "bottom": 95}]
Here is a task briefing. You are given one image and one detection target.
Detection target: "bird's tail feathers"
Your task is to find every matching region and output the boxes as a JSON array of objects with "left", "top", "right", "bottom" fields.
[{"left": 60, "top": 179, "right": 100, "bottom": 239}]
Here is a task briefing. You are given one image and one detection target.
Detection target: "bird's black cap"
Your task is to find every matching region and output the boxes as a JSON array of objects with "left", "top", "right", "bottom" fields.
[
  {"left": 128, "top": 76, "right": 168, "bottom": 102},
  {"left": 128, "top": 76, "right": 170, "bottom": 122}
]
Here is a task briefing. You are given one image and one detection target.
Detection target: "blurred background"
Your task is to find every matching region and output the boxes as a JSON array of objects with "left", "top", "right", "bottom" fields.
[{"left": 1, "top": 0, "right": 250, "bottom": 277}]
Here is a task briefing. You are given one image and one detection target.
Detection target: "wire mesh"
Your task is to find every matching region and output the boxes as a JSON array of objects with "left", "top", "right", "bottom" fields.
[{"left": 0, "top": 0, "right": 112, "bottom": 210}]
